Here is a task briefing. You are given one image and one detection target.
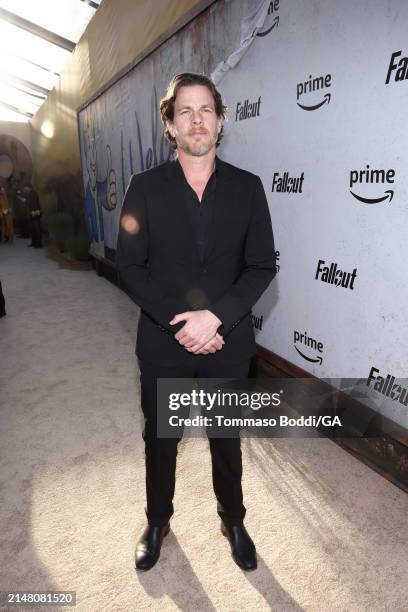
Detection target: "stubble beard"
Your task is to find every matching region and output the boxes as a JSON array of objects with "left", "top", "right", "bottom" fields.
[{"left": 174, "top": 128, "right": 218, "bottom": 157}]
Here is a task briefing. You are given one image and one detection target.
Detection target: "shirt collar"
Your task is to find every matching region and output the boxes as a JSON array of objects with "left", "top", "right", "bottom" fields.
[{"left": 175, "top": 155, "right": 219, "bottom": 180}]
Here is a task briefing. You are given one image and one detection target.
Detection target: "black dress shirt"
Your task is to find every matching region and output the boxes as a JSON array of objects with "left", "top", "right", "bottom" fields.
[
  {"left": 175, "top": 158, "right": 225, "bottom": 333},
  {"left": 175, "top": 158, "right": 218, "bottom": 263}
]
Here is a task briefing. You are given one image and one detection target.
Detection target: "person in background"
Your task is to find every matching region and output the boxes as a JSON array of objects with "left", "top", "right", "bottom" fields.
[
  {"left": 24, "top": 183, "right": 43, "bottom": 248},
  {"left": 0, "top": 281, "right": 6, "bottom": 318},
  {"left": 0, "top": 186, "right": 14, "bottom": 243},
  {"left": 12, "top": 178, "right": 31, "bottom": 238}
]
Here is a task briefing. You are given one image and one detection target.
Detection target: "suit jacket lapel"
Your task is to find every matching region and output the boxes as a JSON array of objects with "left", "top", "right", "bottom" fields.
[{"left": 204, "top": 156, "right": 233, "bottom": 263}]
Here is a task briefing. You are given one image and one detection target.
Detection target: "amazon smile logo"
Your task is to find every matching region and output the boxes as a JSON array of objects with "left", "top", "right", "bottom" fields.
[
  {"left": 349, "top": 165, "right": 395, "bottom": 204},
  {"left": 256, "top": 0, "right": 279, "bottom": 37},
  {"left": 294, "top": 331, "right": 323, "bottom": 365},
  {"left": 297, "top": 73, "right": 332, "bottom": 111}
]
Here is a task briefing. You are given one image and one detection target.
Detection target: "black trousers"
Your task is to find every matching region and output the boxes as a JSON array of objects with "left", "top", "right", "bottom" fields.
[
  {"left": 30, "top": 216, "right": 42, "bottom": 247},
  {"left": 138, "top": 354, "right": 251, "bottom": 527}
]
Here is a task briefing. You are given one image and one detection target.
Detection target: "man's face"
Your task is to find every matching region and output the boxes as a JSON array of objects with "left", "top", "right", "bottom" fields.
[{"left": 167, "top": 84, "right": 223, "bottom": 157}]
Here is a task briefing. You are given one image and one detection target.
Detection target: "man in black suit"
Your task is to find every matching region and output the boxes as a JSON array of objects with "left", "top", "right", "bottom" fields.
[{"left": 116, "top": 73, "right": 276, "bottom": 571}]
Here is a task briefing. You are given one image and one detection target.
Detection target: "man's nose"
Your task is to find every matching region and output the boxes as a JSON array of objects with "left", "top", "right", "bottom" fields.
[{"left": 192, "top": 111, "right": 203, "bottom": 124}]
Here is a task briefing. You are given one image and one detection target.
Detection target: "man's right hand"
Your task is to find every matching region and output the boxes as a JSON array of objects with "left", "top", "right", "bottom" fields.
[{"left": 190, "top": 332, "right": 224, "bottom": 355}]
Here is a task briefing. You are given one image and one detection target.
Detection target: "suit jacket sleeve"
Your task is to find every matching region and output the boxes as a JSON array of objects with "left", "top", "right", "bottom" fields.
[
  {"left": 115, "top": 174, "right": 184, "bottom": 333},
  {"left": 209, "top": 175, "right": 276, "bottom": 335}
]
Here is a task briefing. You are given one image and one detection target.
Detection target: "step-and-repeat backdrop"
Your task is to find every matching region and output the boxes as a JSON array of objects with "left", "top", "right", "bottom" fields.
[{"left": 78, "top": 0, "right": 408, "bottom": 427}]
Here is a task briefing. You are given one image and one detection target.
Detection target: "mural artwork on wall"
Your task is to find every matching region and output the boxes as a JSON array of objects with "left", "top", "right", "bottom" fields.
[
  {"left": 0, "top": 133, "right": 34, "bottom": 238},
  {"left": 82, "top": 110, "right": 118, "bottom": 259},
  {"left": 79, "top": 85, "right": 174, "bottom": 261},
  {"left": 0, "top": 133, "right": 33, "bottom": 185}
]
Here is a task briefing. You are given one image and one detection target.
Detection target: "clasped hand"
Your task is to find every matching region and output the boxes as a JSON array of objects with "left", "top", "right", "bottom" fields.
[{"left": 169, "top": 310, "right": 224, "bottom": 355}]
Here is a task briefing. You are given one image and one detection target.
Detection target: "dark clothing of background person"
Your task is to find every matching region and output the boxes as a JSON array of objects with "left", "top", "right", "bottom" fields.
[
  {"left": 27, "top": 189, "right": 43, "bottom": 248},
  {"left": 13, "top": 188, "right": 31, "bottom": 238},
  {"left": 116, "top": 156, "right": 276, "bottom": 528},
  {"left": 0, "top": 281, "right": 5, "bottom": 317}
]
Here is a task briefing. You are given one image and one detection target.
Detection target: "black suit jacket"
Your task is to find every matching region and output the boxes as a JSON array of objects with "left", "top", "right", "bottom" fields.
[{"left": 115, "top": 156, "right": 276, "bottom": 365}]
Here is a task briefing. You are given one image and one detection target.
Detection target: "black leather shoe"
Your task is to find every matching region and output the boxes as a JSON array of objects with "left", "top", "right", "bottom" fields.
[
  {"left": 135, "top": 523, "right": 170, "bottom": 571},
  {"left": 221, "top": 521, "right": 257, "bottom": 570}
]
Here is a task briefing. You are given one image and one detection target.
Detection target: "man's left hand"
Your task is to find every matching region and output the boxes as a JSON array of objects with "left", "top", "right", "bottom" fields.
[
  {"left": 192, "top": 332, "right": 224, "bottom": 355},
  {"left": 170, "top": 310, "right": 222, "bottom": 352}
]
